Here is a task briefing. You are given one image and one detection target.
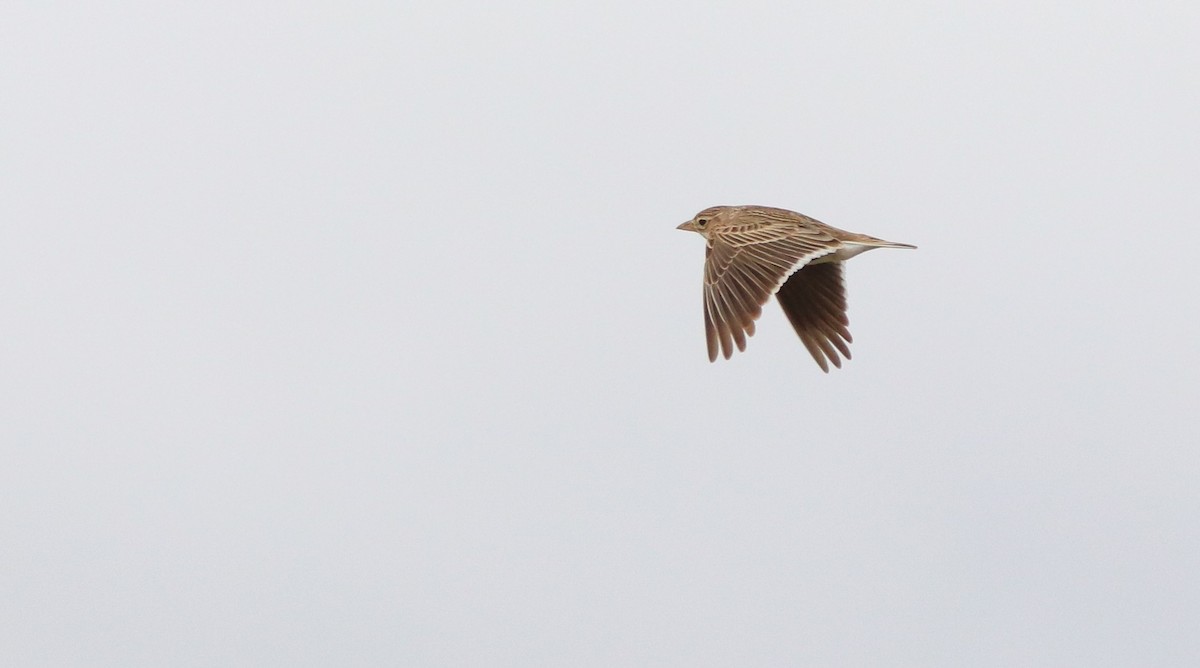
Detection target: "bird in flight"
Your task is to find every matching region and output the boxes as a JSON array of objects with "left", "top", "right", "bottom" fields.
[{"left": 677, "top": 205, "right": 915, "bottom": 372}]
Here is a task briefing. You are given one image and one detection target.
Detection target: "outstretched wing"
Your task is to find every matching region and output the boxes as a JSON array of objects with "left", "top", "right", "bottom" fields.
[
  {"left": 775, "top": 261, "right": 852, "bottom": 373},
  {"left": 702, "top": 220, "right": 839, "bottom": 362}
]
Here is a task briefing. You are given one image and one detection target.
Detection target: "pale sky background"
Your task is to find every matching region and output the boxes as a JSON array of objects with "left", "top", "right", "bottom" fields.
[{"left": 3, "top": 2, "right": 1199, "bottom": 666}]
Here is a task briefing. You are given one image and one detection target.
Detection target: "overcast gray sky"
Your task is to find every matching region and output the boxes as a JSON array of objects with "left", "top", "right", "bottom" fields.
[{"left": 3, "top": 2, "right": 1199, "bottom": 666}]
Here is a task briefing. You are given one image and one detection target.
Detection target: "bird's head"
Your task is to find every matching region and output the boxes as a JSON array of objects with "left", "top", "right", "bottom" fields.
[{"left": 676, "top": 206, "right": 729, "bottom": 238}]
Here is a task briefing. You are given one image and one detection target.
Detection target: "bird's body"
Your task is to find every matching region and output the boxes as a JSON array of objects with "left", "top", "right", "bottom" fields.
[{"left": 677, "top": 205, "right": 915, "bottom": 372}]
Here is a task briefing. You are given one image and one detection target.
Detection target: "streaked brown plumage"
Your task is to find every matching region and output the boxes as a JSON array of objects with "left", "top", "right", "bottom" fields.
[{"left": 677, "top": 205, "right": 915, "bottom": 372}]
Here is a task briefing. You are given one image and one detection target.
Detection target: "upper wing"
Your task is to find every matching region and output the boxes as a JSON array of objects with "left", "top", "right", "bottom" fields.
[{"left": 702, "top": 221, "right": 839, "bottom": 361}]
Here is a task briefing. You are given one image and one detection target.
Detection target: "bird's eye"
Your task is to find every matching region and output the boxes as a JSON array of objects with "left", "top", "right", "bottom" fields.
[{"left": 696, "top": 218, "right": 708, "bottom": 228}]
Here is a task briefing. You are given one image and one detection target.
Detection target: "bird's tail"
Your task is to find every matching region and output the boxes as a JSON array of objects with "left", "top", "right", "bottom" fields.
[{"left": 855, "top": 235, "right": 917, "bottom": 250}]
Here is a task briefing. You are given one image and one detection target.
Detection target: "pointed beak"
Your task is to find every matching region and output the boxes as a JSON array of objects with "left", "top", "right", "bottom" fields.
[{"left": 676, "top": 221, "right": 696, "bottom": 232}]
